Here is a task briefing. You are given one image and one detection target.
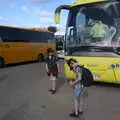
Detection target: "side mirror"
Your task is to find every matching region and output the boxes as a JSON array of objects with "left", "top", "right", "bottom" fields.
[
  {"left": 54, "top": 5, "right": 70, "bottom": 24},
  {"left": 54, "top": 12, "right": 61, "bottom": 24}
]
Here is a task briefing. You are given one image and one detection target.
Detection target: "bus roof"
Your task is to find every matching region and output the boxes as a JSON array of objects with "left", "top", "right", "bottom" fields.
[
  {"left": 72, "top": 0, "right": 107, "bottom": 7},
  {"left": 0, "top": 25, "right": 53, "bottom": 33}
]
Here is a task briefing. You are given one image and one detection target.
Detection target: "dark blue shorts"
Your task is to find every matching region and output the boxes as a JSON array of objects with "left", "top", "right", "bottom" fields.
[{"left": 73, "top": 84, "right": 84, "bottom": 99}]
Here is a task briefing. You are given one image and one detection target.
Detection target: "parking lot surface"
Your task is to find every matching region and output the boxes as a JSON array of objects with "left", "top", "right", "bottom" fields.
[{"left": 0, "top": 61, "right": 120, "bottom": 120}]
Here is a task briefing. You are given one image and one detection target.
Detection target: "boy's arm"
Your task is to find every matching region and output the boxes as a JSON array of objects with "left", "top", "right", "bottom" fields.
[
  {"left": 72, "top": 72, "right": 81, "bottom": 85},
  {"left": 45, "top": 56, "right": 49, "bottom": 72},
  {"left": 45, "top": 64, "right": 49, "bottom": 72},
  {"left": 57, "top": 63, "right": 60, "bottom": 73},
  {"left": 55, "top": 55, "right": 60, "bottom": 73}
]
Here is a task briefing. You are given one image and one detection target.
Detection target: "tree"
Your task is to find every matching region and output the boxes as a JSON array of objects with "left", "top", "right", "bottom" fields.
[{"left": 48, "top": 26, "right": 57, "bottom": 33}]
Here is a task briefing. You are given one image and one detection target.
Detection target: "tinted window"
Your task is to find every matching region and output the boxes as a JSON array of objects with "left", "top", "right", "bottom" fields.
[{"left": 0, "top": 26, "right": 53, "bottom": 42}]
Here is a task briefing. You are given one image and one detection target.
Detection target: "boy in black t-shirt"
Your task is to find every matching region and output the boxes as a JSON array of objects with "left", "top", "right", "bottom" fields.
[{"left": 45, "top": 48, "right": 59, "bottom": 94}]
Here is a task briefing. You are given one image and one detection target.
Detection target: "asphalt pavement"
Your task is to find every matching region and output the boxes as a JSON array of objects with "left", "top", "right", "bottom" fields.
[{"left": 0, "top": 61, "right": 120, "bottom": 120}]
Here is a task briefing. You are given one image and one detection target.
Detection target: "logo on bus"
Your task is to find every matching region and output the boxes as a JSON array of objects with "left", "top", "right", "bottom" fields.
[
  {"left": 87, "top": 64, "right": 98, "bottom": 67},
  {"left": 111, "top": 63, "right": 120, "bottom": 68}
]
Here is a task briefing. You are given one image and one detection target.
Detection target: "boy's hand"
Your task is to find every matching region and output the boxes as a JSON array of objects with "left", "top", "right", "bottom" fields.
[
  {"left": 69, "top": 81, "right": 73, "bottom": 85},
  {"left": 69, "top": 80, "right": 75, "bottom": 86},
  {"left": 46, "top": 69, "right": 50, "bottom": 76},
  {"left": 46, "top": 69, "right": 49, "bottom": 73},
  {"left": 47, "top": 72, "right": 50, "bottom": 76}
]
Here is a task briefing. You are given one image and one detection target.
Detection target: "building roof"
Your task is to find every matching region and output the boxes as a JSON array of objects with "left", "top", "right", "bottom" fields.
[{"left": 0, "top": 25, "right": 53, "bottom": 33}]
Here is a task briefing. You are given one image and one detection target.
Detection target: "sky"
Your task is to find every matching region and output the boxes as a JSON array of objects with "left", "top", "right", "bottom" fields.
[{"left": 0, "top": 0, "right": 74, "bottom": 35}]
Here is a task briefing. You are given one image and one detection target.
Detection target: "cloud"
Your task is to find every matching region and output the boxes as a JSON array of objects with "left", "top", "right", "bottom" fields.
[
  {"left": 0, "top": 15, "right": 21, "bottom": 24},
  {"left": 40, "top": 17, "right": 53, "bottom": 23},
  {"left": 21, "top": 6, "right": 53, "bottom": 17},
  {"left": 32, "top": 7, "right": 53, "bottom": 17},
  {"left": 21, "top": 6, "right": 54, "bottom": 24},
  {"left": 10, "top": 24, "right": 19, "bottom": 27},
  {"left": 0, "top": 16, "right": 8, "bottom": 22},
  {"left": 10, "top": 16, "right": 22, "bottom": 22},
  {"left": 21, "top": 6, "right": 30, "bottom": 13},
  {"left": 20, "top": 5, "right": 65, "bottom": 29}
]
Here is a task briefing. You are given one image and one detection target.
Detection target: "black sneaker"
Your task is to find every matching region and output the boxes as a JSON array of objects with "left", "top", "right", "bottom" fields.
[
  {"left": 51, "top": 90, "right": 56, "bottom": 94},
  {"left": 48, "top": 89, "right": 52, "bottom": 92},
  {"left": 78, "top": 110, "right": 83, "bottom": 114},
  {"left": 69, "top": 112, "right": 79, "bottom": 117}
]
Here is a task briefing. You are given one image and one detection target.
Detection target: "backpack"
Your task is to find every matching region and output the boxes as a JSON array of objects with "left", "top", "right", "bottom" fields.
[{"left": 77, "top": 65, "right": 94, "bottom": 87}]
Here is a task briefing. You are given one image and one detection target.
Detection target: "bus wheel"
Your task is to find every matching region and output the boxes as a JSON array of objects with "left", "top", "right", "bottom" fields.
[
  {"left": 0, "top": 58, "right": 4, "bottom": 68},
  {"left": 37, "top": 54, "right": 44, "bottom": 62}
]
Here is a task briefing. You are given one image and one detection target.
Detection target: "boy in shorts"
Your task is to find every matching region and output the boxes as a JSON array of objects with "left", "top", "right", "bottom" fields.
[
  {"left": 67, "top": 58, "right": 85, "bottom": 117},
  {"left": 45, "top": 48, "right": 59, "bottom": 94}
]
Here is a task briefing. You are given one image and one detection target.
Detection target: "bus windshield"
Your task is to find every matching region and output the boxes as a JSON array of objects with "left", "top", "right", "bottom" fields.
[{"left": 65, "top": 1, "right": 120, "bottom": 57}]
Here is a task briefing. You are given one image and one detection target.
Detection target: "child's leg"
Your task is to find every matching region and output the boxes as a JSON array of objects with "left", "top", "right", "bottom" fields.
[
  {"left": 49, "top": 80, "right": 52, "bottom": 90},
  {"left": 51, "top": 78, "right": 56, "bottom": 90},
  {"left": 74, "top": 99, "right": 79, "bottom": 115},
  {"left": 70, "top": 98, "right": 79, "bottom": 116},
  {"left": 73, "top": 88, "right": 79, "bottom": 115},
  {"left": 50, "top": 74, "right": 55, "bottom": 90},
  {"left": 51, "top": 67, "right": 58, "bottom": 91},
  {"left": 78, "top": 96, "right": 84, "bottom": 112},
  {"left": 70, "top": 88, "right": 80, "bottom": 117},
  {"left": 48, "top": 74, "right": 52, "bottom": 91},
  {"left": 51, "top": 75, "right": 57, "bottom": 94},
  {"left": 78, "top": 86, "right": 84, "bottom": 112}
]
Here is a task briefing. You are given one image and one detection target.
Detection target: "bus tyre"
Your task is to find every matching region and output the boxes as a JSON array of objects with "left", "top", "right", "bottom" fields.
[
  {"left": 37, "top": 54, "right": 44, "bottom": 62},
  {"left": 0, "top": 58, "right": 4, "bottom": 68}
]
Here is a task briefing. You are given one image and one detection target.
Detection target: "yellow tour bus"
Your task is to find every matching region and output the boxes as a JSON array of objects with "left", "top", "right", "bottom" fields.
[
  {"left": 54, "top": 0, "right": 120, "bottom": 84},
  {"left": 0, "top": 25, "right": 56, "bottom": 67}
]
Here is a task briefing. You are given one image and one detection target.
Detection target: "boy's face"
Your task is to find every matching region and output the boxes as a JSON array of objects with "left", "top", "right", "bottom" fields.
[
  {"left": 69, "top": 61, "right": 75, "bottom": 68},
  {"left": 49, "top": 52, "right": 53, "bottom": 55}
]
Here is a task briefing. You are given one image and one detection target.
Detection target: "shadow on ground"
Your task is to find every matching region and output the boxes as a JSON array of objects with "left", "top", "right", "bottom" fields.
[
  {"left": 0, "top": 61, "right": 44, "bottom": 69},
  {"left": 93, "top": 82, "right": 120, "bottom": 88},
  {"left": 56, "top": 77, "right": 66, "bottom": 92},
  {"left": 0, "top": 75, "right": 8, "bottom": 82}
]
